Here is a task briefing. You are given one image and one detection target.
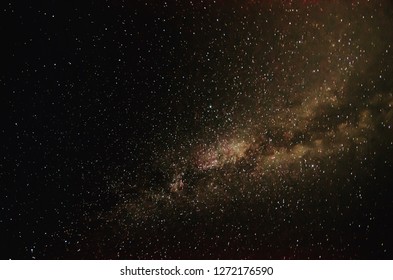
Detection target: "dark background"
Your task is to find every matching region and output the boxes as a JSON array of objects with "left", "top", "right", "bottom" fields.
[{"left": 2, "top": 0, "right": 393, "bottom": 259}]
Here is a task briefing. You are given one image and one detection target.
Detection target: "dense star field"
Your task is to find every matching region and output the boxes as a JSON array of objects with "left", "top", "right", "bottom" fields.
[{"left": 3, "top": 0, "right": 393, "bottom": 259}]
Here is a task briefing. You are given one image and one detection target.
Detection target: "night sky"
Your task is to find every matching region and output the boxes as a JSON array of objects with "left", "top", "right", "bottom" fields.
[{"left": 3, "top": 0, "right": 393, "bottom": 259}]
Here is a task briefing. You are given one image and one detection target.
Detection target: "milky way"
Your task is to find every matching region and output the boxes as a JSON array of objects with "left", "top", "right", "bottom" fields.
[
  {"left": 4, "top": 0, "right": 393, "bottom": 259},
  {"left": 75, "top": 0, "right": 393, "bottom": 259},
  {"left": 106, "top": 1, "right": 393, "bottom": 218}
]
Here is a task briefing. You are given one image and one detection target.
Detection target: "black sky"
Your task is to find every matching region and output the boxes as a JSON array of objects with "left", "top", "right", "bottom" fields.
[{"left": 3, "top": 0, "right": 393, "bottom": 259}]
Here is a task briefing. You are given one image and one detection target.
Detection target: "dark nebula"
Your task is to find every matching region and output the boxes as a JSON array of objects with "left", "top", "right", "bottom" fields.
[{"left": 3, "top": 0, "right": 393, "bottom": 259}]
